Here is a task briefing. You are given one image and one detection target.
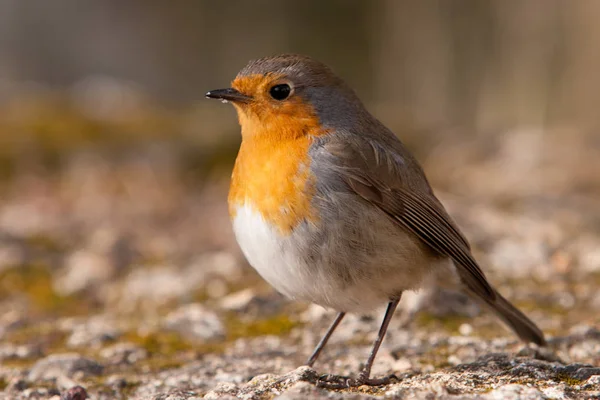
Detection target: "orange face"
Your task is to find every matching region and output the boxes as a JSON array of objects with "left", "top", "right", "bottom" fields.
[
  {"left": 227, "top": 74, "right": 327, "bottom": 234},
  {"left": 231, "top": 73, "right": 320, "bottom": 140}
]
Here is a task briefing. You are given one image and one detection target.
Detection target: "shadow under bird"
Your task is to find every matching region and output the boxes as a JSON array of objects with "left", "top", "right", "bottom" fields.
[{"left": 206, "top": 54, "right": 546, "bottom": 388}]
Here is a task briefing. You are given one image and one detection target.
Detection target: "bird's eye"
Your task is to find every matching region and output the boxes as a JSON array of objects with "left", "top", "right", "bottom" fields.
[{"left": 269, "top": 84, "right": 291, "bottom": 100}]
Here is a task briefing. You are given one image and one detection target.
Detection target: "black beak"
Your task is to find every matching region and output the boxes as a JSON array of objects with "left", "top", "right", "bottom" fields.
[{"left": 205, "top": 88, "right": 252, "bottom": 103}]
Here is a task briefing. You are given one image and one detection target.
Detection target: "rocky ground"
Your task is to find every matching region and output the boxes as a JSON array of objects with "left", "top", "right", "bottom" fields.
[{"left": 0, "top": 105, "right": 599, "bottom": 400}]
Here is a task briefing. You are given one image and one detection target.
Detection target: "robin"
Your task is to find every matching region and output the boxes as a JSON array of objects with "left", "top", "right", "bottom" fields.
[{"left": 206, "top": 54, "right": 546, "bottom": 388}]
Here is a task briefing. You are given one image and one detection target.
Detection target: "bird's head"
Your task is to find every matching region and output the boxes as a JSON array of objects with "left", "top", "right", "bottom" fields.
[{"left": 206, "top": 54, "right": 367, "bottom": 140}]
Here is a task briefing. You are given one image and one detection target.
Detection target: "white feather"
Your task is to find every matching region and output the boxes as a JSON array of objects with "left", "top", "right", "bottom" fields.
[{"left": 232, "top": 203, "right": 447, "bottom": 312}]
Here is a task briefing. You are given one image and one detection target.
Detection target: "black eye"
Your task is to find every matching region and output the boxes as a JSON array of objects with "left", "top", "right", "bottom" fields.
[{"left": 269, "top": 84, "right": 291, "bottom": 100}]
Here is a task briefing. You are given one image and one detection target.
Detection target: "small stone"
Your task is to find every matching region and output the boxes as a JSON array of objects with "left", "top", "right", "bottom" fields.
[
  {"left": 56, "top": 375, "right": 80, "bottom": 393},
  {"left": 163, "top": 304, "right": 225, "bottom": 342},
  {"left": 568, "top": 324, "right": 597, "bottom": 336},
  {"left": 204, "top": 394, "right": 237, "bottom": 400},
  {"left": 447, "top": 355, "right": 462, "bottom": 366},
  {"left": 247, "top": 373, "right": 278, "bottom": 386},
  {"left": 54, "top": 250, "right": 113, "bottom": 296},
  {"left": 459, "top": 323, "right": 473, "bottom": 336},
  {"left": 0, "top": 343, "right": 43, "bottom": 360},
  {"left": 106, "top": 375, "right": 128, "bottom": 389},
  {"left": 64, "top": 316, "right": 121, "bottom": 348},
  {"left": 23, "top": 387, "right": 61, "bottom": 398},
  {"left": 150, "top": 390, "right": 200, "bottom": 400},
  {"left": 60, "top": 385, "right": 88, "bottom": 400},
  {"left": 573, "top": 236, "right": 600, "bottom": 274},
  {"left": 392, "top": 357, "right": 412, "bottom": 372},
  {"left": 587, "top": 375, "right": 600, "bottom": 385},
  {"left": 371, "top": 350, "right": 397, "bottom": 376},
  {"left": 6, "top": 378, "right": 28, "bottom": 391},
  {"left": 556, "top": 291, "right": 576, "bottom": 309},
  {"left": 203, "top": 382, "right": 238, "bottom": 399},
  {"left": 563, "top": 366, "right": 600, "bottom": 381},
  {"left": 28, "top": 353, "right": 104, "bottom": 381},
  {"left": 542, "top": 385, "right": 567, "bottom": 400},
  {"left": 568, "top": 339, "right": 599, "bottom": 361},
  {"left": 205, "top": 279, "right": 228, "bottom": 298},
  {"left": 275, "top": 381, "right": 329, "bottom": 400},
  {"left": 300, "top": 304, "right": 329, "bottom": 323},
  {"left": 484, "top": 384, "right": 545, "bottom": 400},
  {"left": 99, "top": 342, "right": 148, "bottom": 365},
  {"left": 219, "top": 289, "right": 255, "bottom": 311}
]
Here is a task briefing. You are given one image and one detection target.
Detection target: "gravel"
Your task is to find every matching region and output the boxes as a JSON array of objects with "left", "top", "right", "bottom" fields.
[{"left": 1, "top": 130, "right": 598, "bottom": 399}]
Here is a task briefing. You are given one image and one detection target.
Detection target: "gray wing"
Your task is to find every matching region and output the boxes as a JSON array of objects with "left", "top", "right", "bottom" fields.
[{"left": 319, "top": 135, "right": 496, "bottom": 301}]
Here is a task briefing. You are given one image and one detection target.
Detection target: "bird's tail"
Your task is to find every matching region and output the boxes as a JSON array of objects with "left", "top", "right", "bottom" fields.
[{"left": 472, "top": 288, "right": 546, "bottom": 346}]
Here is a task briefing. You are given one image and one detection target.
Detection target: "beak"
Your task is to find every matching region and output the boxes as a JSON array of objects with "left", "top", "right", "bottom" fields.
[{"left": 205, "top": 88, "right": 252, "bottom": 103}]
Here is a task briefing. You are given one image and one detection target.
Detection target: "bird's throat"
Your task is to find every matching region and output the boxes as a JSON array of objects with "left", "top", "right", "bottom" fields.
[{"left": 228, "top": 133, "right": 320, "bottom": 235}]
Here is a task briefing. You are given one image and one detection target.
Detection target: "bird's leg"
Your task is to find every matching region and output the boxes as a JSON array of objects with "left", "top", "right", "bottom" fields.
[
  {"left": 306, "top": 311, "right": 346, "bottom": 367},
  {"left": 356, "top": 298, "right": 400, "bottom": 384},
  {"left": 317, "top": 297, "right": 401, "bottom": 388}
]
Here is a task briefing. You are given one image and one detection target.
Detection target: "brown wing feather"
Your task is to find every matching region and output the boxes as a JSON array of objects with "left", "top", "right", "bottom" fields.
[
  {"left": 320, "top": 135, "right": 545, "bottom": 345},
  {"left": 345, "top": 175, "right": 495, "bottom": 301}
]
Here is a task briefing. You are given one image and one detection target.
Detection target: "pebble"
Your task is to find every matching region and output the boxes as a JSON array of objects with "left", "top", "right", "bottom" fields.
[
  {"left": 28, "top": 353, "right": 104, "bottom": 381},
  {"left": 0, "top": 343, "right": 43, "bottom": 360},
  {"left": 99, "top": 342, "right": 148, "bottom": 364},
  {"left": 163, "top": 303, "right": 225, "bottom": 342},
  {"left": 64, "top": 316, "right": 121, "bottom": 348},
  {"left": 53, "top": 250, "right": 113, "bottom": 296}
]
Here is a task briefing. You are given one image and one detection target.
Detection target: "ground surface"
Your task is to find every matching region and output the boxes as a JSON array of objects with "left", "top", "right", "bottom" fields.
[{"left": 0, "top": 102, "right": 599, "bottom": 400}]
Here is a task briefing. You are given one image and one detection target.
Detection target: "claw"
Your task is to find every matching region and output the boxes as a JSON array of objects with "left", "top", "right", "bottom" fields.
[{"left": 315, "top": 372, "right": 399, "bottom": 389}]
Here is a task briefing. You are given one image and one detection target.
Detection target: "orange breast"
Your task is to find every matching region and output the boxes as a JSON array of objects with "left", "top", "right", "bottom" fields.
[
  {"left": 228, "top": 104, "right": 327, "bottom": 234},
  {"left": 228, "top": 134, "right": 318, "bottom": 235},
  {"left": 227, "top": 72, "right": 330, "bottom": 234}
]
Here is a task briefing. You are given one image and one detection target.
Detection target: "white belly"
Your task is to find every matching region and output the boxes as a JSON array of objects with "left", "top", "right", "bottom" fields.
[
  {"left": 232, "top": 203, "right": 402, "bottom": 312},
  {"left": 231, "top": 203, "right": 320, "bottom": 302},
  {"left": 231, "top": 202, "right": 447, "bottom": 312}
]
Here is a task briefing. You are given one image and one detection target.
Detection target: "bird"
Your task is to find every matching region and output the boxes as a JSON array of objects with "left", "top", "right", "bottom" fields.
[{"left": 205, "top": 54, "right": 546, "bottom": 388}]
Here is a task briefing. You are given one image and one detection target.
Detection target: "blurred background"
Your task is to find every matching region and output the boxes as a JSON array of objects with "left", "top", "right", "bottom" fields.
[{"left": 0, "top": 0, "right": 599, "bottom": 385}]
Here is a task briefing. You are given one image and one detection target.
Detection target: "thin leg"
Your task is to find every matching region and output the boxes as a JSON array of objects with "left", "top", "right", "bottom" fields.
[
  {"left": 316, "top": 295, "right": 402, "bottom": 388},
  {"left": 306, "top": 312, "right": 346, "bottom": 367},
  {"left": 358, "top": 297, "right": 400, "bottom": 383}
]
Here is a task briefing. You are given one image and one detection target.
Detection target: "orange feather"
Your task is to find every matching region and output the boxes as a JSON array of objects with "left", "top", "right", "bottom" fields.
[{"left": 228, "top": 74, "right": 327, "bottom": 234}]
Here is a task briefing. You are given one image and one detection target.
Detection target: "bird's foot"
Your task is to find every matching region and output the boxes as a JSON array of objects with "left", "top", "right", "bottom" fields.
[{"left": 315, "top": 371, "right": 399, "bottom": 389}]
